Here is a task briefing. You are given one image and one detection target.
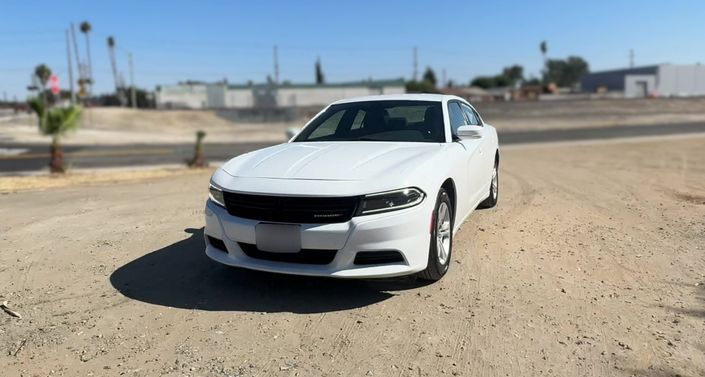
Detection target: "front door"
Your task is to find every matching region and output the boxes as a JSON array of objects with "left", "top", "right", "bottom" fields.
[{"left": 448, "top": 101, "right": 486, "bottom": 208}]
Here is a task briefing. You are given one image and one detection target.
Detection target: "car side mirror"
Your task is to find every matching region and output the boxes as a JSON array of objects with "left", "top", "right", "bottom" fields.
[
  {"left": 456, "top": 125, "right": 483, "bottom": 140},
  {"left": 286, "top": 127, "right": 301, "bottom": 140}
]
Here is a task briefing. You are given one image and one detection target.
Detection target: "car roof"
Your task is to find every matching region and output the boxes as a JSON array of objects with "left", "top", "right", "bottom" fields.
[{"left": 331, "top": 93, "right": 462, "bottom": 105}]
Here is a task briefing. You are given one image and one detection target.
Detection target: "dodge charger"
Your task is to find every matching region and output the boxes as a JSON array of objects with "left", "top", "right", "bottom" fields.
[{"left": 205, "top": 94, "right": 499, "bottom": 281}]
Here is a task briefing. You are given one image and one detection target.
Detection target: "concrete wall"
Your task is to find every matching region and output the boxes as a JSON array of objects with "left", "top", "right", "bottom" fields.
[
  {"left": 581, "top": 66, "right": 658, "bottom": 92},
  {"left": 206, "top": 85, "right": 226, "bottom": 108},
  {"left": 157, "top": 83, "right": 405, "bottom": 109},
  {"left": 156, "top": 84, "right": 208, "bottom": 109},
  {"left": 581, "top": 64, "right": 705, "bottom": 97},
  {"left": 625, "top": 75, "right": 657, "bottom": 98},
  {"left": 657, "top": 64, "right": 705, "bottom": 97},
  {"left": 276, "top": 86, "right": 404, "bottom": 107},
  {"left": 226, "top": 89, "right": 254, "bottom": 108}
]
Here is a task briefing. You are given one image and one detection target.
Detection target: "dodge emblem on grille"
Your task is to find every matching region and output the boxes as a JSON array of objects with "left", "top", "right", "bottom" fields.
[{"left": 314, "top": 213, "right": 342, "bottom": 218}]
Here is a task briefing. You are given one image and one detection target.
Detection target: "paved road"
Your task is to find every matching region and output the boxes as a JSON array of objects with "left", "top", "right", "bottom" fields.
[
  {"left": 1, "top": 122, "right": 704, "bottom": 173},
  {"left": 0, "top": 142, "right": 274, "bottom": 173}
]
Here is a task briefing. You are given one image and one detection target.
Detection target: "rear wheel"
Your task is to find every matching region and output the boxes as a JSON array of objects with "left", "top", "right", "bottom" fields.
[
  {"left": 478, "top": 159, "right": 499, "bottom": 209},
  {"left": 419, "top": 188, "right": 453, "bottom": 281}
]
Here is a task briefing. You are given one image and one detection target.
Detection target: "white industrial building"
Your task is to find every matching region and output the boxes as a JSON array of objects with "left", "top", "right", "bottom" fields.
[
  {"left": 155, "top": 79, "right": 406, "bottom": 109},
  {"left": 581, "top": 64, "right": 705, "bottom": 98}
]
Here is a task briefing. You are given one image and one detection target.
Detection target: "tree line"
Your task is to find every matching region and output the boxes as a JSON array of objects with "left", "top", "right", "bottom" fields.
[{"left": 405, "top": 41, "right": 589, "bottom": 92}]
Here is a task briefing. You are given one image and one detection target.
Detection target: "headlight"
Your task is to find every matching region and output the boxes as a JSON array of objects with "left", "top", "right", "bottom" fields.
[
  {"left": 209, "top": 184, "right": 226, "bottom": 207},
  {"left": 358, "top": 187, "right": 425, "bottom": 215}
]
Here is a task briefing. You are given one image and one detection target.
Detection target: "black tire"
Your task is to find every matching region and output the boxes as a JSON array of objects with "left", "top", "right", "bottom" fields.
[
  {"left": 418, "top": 188, "right": 453, "bottom": 281},
  {"left": 478, "top": 158, "right": 499, "bottom": 209}
]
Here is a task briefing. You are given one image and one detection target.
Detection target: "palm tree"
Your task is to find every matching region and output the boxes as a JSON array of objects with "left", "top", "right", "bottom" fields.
[
  {"left": 34, "top": 64, "right": 51, "bottom": 101},
  {"left": 188, "top": 130, "right": 208, "bottom": 168},
  {"left": 107, "top": 36, "right": 124, "bottom": 105},
  {"left": 27, "top": 98, "right": 82, "bottom": 173},
  {"left": 80, "top": 21, "right": 93, "bottom": 93},
  {"left": 315, "top": 57, "right": 325, "bottom": 84}
]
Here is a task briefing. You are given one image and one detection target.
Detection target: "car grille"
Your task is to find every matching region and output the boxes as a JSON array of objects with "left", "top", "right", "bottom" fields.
[
  {"left": 222, "top": 192, "right": 361, "bottom": 224},
  {"left": 238, "top": 243, "right": 337, "bottom": 264}
]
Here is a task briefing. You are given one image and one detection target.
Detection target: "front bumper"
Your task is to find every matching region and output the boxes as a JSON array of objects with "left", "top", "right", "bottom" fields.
[{"left": 203, "top": 199, "right": 433, "bottom": 278}]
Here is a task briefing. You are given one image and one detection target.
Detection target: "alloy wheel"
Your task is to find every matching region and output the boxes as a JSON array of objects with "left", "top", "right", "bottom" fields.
[{"left": 436, "top": 202, "right": 451, "bottom": 265}]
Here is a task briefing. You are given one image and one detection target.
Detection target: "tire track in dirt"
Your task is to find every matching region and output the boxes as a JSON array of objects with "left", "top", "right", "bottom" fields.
[
  {"left": 441, "top": 166, "right": 534, "bottom": 376},
  {"left": 331, "top": 290, "right": 422, "bottom": 376}
]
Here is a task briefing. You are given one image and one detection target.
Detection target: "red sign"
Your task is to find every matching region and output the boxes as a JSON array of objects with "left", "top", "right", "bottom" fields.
[{"left": 49, "top": 74, "right": 59, "bottom": 95}]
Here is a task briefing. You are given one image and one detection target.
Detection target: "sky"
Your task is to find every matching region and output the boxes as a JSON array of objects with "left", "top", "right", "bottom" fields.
[{"left": 1, "top": 0, "right": 705, "bottom": 99}]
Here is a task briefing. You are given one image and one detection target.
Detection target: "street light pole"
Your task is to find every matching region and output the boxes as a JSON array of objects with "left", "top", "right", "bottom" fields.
[
  {"left": 129, "top": 52, "right": 136, "bottom": 108},
  {"left": 66, "top": 29, "right": 76, "bottom": 104}
]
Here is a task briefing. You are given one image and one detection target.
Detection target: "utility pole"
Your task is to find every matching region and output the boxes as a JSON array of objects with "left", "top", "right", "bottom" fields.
[
  {"left": 273, "top": 45, "right": 279, "bottom": 84},
  {"left": 413, "top": 46, "right": 418, "bottom": 81},
  {"left": 629, "top": 49, "right": 634, "bottom": 68},
  {"left": 442, "top": 68, "right": 447, "bottom": 88},
  {"left": 65, "top": 29, "right": 76, "bottom": 104},
  {"left": 129, "top": 52, "right": 136, "bottom": 109},
  {"left": 70, "top": 24, "right": 82, "bottom": 98}
]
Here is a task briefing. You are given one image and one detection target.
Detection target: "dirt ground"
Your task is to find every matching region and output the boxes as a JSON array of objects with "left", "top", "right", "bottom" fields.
[
  {"left": 476, "top": 97, "right": 705, "bottom": 131},
  {"left": 1, "top": 108, "right": 293, "bottom": 145},
  {"left": 1, "top": 136, "right": 704, "bottom": 377},
  {"left": 0, "top": 167, "right": 204, "bottom": 194},
  {"left": 3, "top": 97, "right": 705, "bottom": 146}
]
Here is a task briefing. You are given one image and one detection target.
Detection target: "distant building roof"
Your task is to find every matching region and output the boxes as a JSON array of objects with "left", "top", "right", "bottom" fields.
[
  {"left": 440, "top": 86, "right": 489, "bottom": 97},
  {"left": 581, "top": 65, "right": 660, "bottom": 92},
  {"left": 585, "top": 65, "right": 660, "bottom": 76},
  {"left": 227, "top": 78, "right": 406, "bottom": 90},
  {"left": 332, "top": 93, "right": 452, "bottom": 104}
]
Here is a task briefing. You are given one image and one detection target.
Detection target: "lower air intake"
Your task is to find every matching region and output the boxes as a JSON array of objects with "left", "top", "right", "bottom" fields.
[
  {"left": 207, "top": 236, "right": 228, "bottom": 253},
  {"left": 238, "top": 243, "right": 337, "bottom": 265},
  {"left": 354, "top": 251, "right": 405, "bottom": 265}
]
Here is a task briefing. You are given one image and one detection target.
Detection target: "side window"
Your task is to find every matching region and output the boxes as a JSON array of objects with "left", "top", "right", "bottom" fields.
[
  {"left": 472, "top": 108, "right": 483, "bottom": 125},
  {"left": 448, "top": 102, "right": 466, "bottom": 135},
  {"left": 461, "top": 103, "right": 481, "bottom": 126},
  {"left": 350, "top": 110, "right": 366, "bottom": 130},
  {"left": 308, "top": 109, "right": 345, "bottom": 139}
]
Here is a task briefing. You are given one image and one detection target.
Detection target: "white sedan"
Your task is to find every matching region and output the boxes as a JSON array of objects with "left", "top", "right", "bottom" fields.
[{"left": 205, "top": 94, "right": 499, "bottom": 281}]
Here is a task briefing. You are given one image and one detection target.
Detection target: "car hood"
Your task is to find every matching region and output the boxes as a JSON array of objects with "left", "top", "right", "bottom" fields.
[{"left": 222, "top": 142, "right": 441, "bottom": 181}]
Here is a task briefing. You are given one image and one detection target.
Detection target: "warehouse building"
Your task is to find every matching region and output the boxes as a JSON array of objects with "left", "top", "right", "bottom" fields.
[
  {"left": 155, "top": 79, "right": 406, "bottom": 109},
  {"left": 581, "top": 64, "right": 705, "bottom": 98}
]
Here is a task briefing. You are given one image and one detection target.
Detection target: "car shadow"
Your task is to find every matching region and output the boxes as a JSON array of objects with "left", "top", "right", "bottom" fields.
[{"left": 109, "top": 228, "right": 431, "bottom": 313}]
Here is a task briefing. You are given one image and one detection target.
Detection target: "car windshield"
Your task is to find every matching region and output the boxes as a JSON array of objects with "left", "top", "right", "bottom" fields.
[{"left": 294, "top": 100, "right": 445, "bottom": 143}]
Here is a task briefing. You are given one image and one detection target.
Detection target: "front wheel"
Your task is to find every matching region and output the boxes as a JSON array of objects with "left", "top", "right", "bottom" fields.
[{"left": 418, "top": 188, "right": 453, "bottom": 281}]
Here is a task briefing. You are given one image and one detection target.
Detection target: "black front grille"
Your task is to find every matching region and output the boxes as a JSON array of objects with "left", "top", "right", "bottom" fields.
[
  {"left": 223, "top": 192, "right": 361, "bottom": 224},
  {"left": 354, "top": 251, "right": 405, "bottom": 265},
  {"left": 238, "top": 243, "right": 337, "bottom": 264}
]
